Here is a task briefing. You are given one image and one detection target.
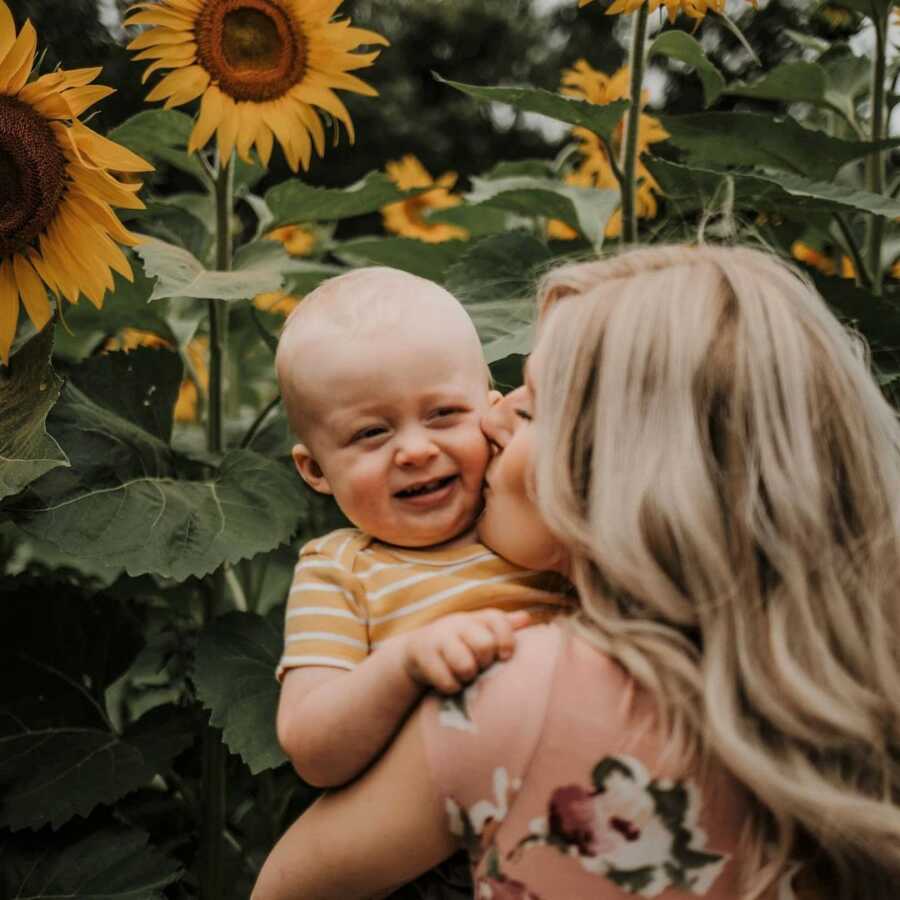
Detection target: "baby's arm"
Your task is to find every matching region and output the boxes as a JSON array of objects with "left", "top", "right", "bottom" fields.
[{"left": 276, "top": 608, "right": 530, "bottom": 788}]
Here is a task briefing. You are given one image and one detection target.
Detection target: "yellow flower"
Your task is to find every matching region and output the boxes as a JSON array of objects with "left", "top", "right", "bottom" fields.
[
  {"left": 381, "top": 154, "right": 469, "bottom": 244},
  {"left": 791, "top": 241, "right": 836, "bottom": 277},
  {"left": 104, "top": 327, "right": 171, "bottom": 353},
  {"left": 0, "top": 1, "right": 152, "bottom": 363},
  {"left": 265, "top": 223, "right": 316, "bottom": 256},
  {"left": 891, "top": 258, "right": 900, "bottom": 281},
  {"left": 579, "top": 0, "right": 756, "bottom": 24},
  {"left": 124, "top": 0, "right": 388, "bottom": 172},
  {"left": 253, "top": 289, "right": 299, "bottom": 315},
  {"left": 554, "top": 60, "right": 667, "bottom": 240},
  {"left": 841, "top": 255, "right": 855, "bottom": 280}
]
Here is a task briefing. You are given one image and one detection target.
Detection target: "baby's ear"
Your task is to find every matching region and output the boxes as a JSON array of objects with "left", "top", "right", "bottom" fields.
[
  {"left": 488, "top": 389, "right": 503, "bottom": 407},
  {"left": 292, "top": 444, "right": 333, "bottom": 495}
]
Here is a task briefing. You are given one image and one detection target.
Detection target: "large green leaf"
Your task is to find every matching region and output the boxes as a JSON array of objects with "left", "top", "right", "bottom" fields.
[
  {"left": 659, "top": 112, "right": 900, "bottom": 182},
  {"left": 1, "top": 828, "right": 182, "bottom": 899},
  {"left": 820, "top": 48, "right": 871, "bottom": 124},
  {"left": 335, "top": 237, "right": 470, "bottom": 282},
  {"left": 0, "top": 587, "right": 194, "bottom": 831},
  {"left": 108, "top": 109, "right": 206, "bottom": 185},
  {"left": 0, "top": 328, "right": 67, "bottom": 503},
  {"left": 266, "top": 171, "right": 414, "bottom": 226},
  {"left": 726, "top": 61, "right": 827, "bottom": 104},
  {"left": 436, "top": 75, "right": 628, "bottom": 145},
  {"left": 465, "top": 176, "right": 618, "bottom": 246},
  {"left": 135, "top": 237, "right": 283, "bottom": 301},
  {"left": 194, "top": 612, "right": 286, "bottom": 774},
  {"left": 648, "top": 31, "right": 725, "bottom": 108},
  {"left": 68, "top": 348, "right": 182, "bottom": 444},
  {"left": 647, "top": 157, "right": 900, "bottom": 220},
  {"left": 446, "top": 232, "right": 553, "bottom": 363}
]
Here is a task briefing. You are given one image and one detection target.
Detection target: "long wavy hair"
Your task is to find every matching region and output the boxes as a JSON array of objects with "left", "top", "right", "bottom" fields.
[{"left": 531, "top": 244, "right": 900, "bottom": 898}]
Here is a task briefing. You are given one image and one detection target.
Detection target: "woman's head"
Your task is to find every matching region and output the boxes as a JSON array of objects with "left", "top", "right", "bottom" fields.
[{"left": 483, "top": 243, "right": 900, "bottom": 897}]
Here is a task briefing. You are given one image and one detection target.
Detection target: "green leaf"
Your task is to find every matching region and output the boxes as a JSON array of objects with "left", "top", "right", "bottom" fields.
[
  {"left": 13, "top": 443, "right": 307, "bottom": 580},
  {"left": 0, "top": 586, "right": 194, "bottom": 831},
  {"left": 0, "top": 328, "right": 67, "bottom": 503},
  {"left": 659, "top": 112, "right": 900, "bottom": 182},
  {"left": 52, "top": 259, "right": 175, "bottom": 363},
  {"left": 820, "top": 47, "right": 871, "bottom": 124},
  {"left": 446, "top": 232, "right": 553, "bottom": 363},
  {"left": 1, "top": 828, "right": 182, "bottom": 899},
  {"left": 647, "top": 157, "right": 900, "bottom": 220},
  {"left": 435, "top": 74, "right": 628, "bottom": 145},
  {"left": 135, "top": 237, "right": 283, "bottom": 301},
  {"left": 726, "top": 61, "right": 827, "bottom": 104},
  {"left": 266, "top": 171, "right": 413, "bottom": 226},
  {"left": 648, "top": 31, "right": 725, "bottom": 107},
  {"left": 194, "top": 612, "right": 286, "bottom": 774},
  {"left": 424, "top": 204, "right": 510, "bottom": 238},
  {"left": 466, "top": 176, "right": 618, "bottom": 246},
  {"left": 281, "top": 261, "right": 345, "bottom": 296},
  {"left": 335, "top": 237, "right": 470, "bottom": 282},
  {"left": 67, "top": 347, "right": 182, "bottom": 444},
  {"left": 108, "top": 109, "right": 206, "bottom": 184}
]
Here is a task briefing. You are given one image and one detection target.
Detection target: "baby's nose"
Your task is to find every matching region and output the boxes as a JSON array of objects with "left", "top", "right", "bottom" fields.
[{"left": 395, "top": 432, "right": 439, "bottom": 466}]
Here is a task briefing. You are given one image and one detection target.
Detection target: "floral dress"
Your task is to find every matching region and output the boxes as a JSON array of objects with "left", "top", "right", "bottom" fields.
[{"left": 420, "top": 624, "right": 804, "bottom": 900}]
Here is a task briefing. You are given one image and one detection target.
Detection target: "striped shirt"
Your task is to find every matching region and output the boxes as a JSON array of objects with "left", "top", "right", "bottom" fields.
[{"left": 277, "top": 528, "right": 571, "bottom": 677}]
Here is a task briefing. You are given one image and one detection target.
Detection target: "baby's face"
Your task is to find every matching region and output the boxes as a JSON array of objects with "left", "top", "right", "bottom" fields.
[{"left": 292, "top": 320, "right": 497, "bottom": 549}]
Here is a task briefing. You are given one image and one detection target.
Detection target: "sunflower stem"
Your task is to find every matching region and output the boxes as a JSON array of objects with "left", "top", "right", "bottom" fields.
[
  {"left": 199, "top": 153, "right": 234, "bottom": 900},
  {"left": 619, "top": 2, "right": 649, "bottom": 247},
  {"left": 864, "top": 9, "right": 888, "bottom": 296}
]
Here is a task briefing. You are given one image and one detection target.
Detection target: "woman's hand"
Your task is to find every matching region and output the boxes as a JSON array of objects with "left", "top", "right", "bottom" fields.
[{"left": 403, "top": 608, "right": 530, "bottom": 694}]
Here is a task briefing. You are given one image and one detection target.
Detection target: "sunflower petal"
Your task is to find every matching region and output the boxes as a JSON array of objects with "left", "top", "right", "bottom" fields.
[
  {"left": 255, "top": 124, "right": 274, "bottom": 168},
  {"left": 145, "top": 64, "right": 206, "bottom": 102},
  {"left": 127, "top": 25, "right": 194, "bottom": 51},
  {"left": 216, "top": 95, "right": 240, "bottom": 165},
  {"left": 70, "top": 120, "right": 154, "bottom": 172},
  {"left": 188, "top": 83, "right": 225, "bottom": 154},
  {"left": 12, "top": 254, "right": 51, "bottom": 332},
  {"left": 0, "top": 18, "right": 36, "bottom": 94},
  {"left": 0, "top": 258, "right": 19, "bottom": 365},
  {"left": 0, "top": 1, "right": 15, "bottom": 58},
  {"left": 61, "top": 84, "right": 115, "bottom": 117}
]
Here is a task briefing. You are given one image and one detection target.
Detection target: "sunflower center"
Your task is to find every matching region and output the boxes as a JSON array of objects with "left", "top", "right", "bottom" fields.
[
  {"left": 0, "top": 96, "right": 67, "bottom": 258},
  {"left": 196, "top": 0, "right": 308, "bottom": 102}
]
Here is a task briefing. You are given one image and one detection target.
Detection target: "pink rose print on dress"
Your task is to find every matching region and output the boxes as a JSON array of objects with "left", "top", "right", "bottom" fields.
[{"left": 511, "top": 755, "right": 728, "bottom": 897}]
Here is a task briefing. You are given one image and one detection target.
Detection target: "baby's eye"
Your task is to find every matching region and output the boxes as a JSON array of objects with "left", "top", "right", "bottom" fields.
[
  {"left": 515, "top": 409, "right": 532, "bottom": 422},
  {"left": 352, "top": 426, "right": 386, "bottom": 442},
  {"left": 432, "top": 407, "right": 464, "bottom": 419}
]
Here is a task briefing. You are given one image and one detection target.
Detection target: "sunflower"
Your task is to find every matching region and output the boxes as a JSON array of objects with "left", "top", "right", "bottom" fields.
[
  {"left": 0, "top": 2, "right": 152, "bottom": 364},
  {"left": 265, "top": 223, "right": 316, "bottom": 256},
  {"left": 253, "top": 289, "right": 299, "bottom": 315},
  {"left": 790, "top": 241, "right": 857, "bottom": 280},
  {"left": 548, "top": 60, "right": 666, "bottom": 241},
  {"left": 381, "top": 154, "right": 469, "bottom": 243},
  {"left": 579, "top": 0, "right": 756, "bottom": 23},
  {"left": 124, "top": 0, "right": 388, "bottom": 172}
]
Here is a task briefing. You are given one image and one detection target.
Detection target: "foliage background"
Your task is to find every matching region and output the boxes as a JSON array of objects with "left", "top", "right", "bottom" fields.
[{"left": 2, "top": 0, "right": 900, "bottom": 897}]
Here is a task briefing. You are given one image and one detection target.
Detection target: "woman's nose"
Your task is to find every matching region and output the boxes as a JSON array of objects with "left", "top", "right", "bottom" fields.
[{"left": 481, "top": 396, "right": 514, "bottom": 452}]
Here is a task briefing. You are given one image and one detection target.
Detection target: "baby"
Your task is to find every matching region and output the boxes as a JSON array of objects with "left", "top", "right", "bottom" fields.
[{"left": 274, "top": 266, "right": 568, "bottom": 790}]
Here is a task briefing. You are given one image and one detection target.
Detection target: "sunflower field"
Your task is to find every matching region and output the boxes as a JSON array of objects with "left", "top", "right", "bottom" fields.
[{"left": 1, "top": 0, "right": 899, "bottom": 896}]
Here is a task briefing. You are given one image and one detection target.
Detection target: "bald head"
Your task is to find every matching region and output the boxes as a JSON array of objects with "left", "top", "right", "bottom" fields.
[{"left": 276, "top": 267, "right": 487, "bottom": 440}]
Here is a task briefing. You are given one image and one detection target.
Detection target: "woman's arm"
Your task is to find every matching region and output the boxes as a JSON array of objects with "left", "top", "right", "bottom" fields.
[{"left": 253, "top": 702, "right": 459, "bottom": 900}]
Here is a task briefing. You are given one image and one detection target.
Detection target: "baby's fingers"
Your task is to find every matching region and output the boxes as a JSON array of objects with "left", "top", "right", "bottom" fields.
[
  {"left": 441, "top": 637, "right": 480, "bottom": 686},
  {"left": 506, "top": 610, "right": 532, "bottom": 630}
]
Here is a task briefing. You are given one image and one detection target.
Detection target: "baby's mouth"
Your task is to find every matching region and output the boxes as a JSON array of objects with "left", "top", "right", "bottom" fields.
[{"left": 395, "top": 475, "right": 457, "bottom": 499}]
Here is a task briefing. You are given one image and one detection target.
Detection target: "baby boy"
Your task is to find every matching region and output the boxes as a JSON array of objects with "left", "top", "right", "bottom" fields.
[{"left": 274, "top": 266, "right": 567, "bottom": 789}]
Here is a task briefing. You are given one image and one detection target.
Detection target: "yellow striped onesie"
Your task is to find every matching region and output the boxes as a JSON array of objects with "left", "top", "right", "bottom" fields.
[{"left": 277, "top": 528, "right": 571, "bottom": 677}]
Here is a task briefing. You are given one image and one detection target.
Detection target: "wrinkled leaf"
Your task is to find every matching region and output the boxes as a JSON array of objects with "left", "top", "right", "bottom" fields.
[
  {"left": 446, "top": 233, "right": 553, "bottom": 363},
  {"left": 0, "top": 828, "right": 182, "bottom": 899},
  {"left": 647, "top": 158, "right": 900, "bottom": 220},
  {"left": 649, "top": 31, "right": 725, "bottom": 107},
  {"left": 0, "top": 328, "right": 67, "bottom": 502},
  {"left": 335, "top": 237, "right": 470, "bottom": 282},
  {"left": 659, "top": 112, "right": 900, "bottom": 182},
  {"left": 466, "top": 176, "right": 618, "bottom": 246},
  {"left": 726, "top": 61, "right": 827, "bottom": 104},
  {"left": 436, "top": 74, "right": 628, "bottom": 144},
  {"left": 820, "top": 48, "right": 871, "bottom": 124},
  {"left": 194, "top": 612, "right": 286, "bottom": 774},
  {"left": 108, "top": 109, "right": 205, "bottom": 184},
  {"left": 266, "top": 171, "right": 415, "bottom": 226},
  {"left": 136, "top": 237, "right": 283, "bottom": 301}
]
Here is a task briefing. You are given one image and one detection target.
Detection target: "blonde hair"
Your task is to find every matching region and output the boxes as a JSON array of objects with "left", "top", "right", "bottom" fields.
[{"left": 532, "top": 244, "right": 900, "bottom": 898}]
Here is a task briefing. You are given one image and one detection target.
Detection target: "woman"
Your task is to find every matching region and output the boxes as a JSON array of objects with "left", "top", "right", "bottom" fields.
[{"left": 252, "top": 244, "right": 900, "bottom": 900}]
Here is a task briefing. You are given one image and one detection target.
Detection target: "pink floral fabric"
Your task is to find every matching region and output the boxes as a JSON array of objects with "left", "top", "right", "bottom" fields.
[{"left": 421, "top": 624, "right": 793, "bottom": 899}]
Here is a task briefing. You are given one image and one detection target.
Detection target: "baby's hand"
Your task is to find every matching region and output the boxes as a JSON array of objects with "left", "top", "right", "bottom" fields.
[{"left": 403, "top": 609, "right": 531, "bottom": 694}]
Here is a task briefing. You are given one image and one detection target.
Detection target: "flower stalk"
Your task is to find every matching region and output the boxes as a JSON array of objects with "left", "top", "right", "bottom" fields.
[
  {"left": 199, "top": 153, "right": 234, "bottom": 900},
  {"left": 619, "top": 2, "right": 650, "bottom": 246},
  {"left": 865, "top": 7, "right": 889, "bottom": 296}
]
